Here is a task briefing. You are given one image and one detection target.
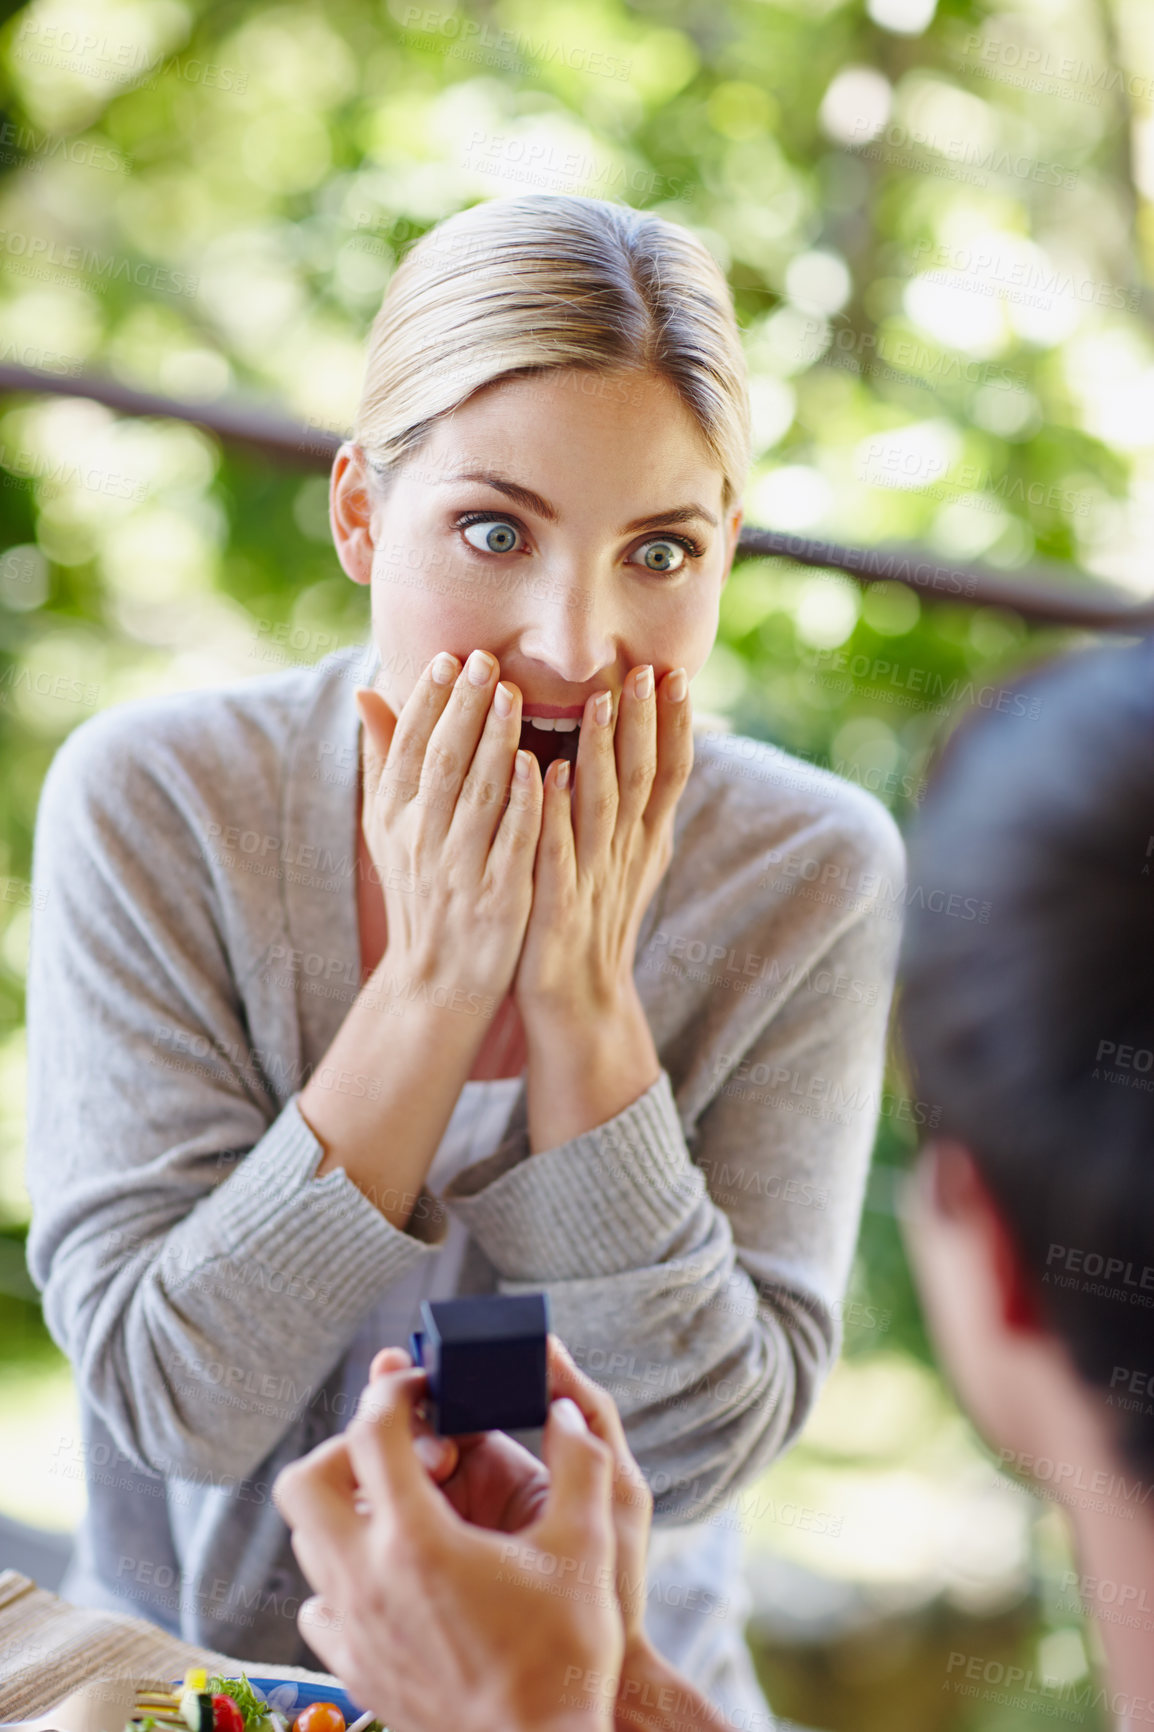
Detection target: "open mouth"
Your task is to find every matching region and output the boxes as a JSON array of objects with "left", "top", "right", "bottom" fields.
[{"left": 518, "top": 716, "right": 582, "bottom": 779}]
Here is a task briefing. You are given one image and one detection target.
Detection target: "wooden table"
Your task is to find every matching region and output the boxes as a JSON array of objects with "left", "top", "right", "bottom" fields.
[{"left": 0, "top": 1572, "right": 338, "bottom": 1723}]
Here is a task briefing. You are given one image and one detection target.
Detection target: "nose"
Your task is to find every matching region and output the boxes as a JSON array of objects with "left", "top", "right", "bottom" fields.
[{"left": 514, "top": 574, "right": 619, "bottom": 691}]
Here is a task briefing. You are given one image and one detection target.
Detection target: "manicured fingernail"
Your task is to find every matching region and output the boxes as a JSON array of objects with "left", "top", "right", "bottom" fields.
[
  {"left": 554, "top": 759, "right": 570, "bottom": 790},
  {"left": 431, "top": 652, "right": 458, "bottom": 685},
  {"left": 633, "top": 665, "right": 654, "bottom": 701},
  {"left": 515, "top": 748, "right": 532, "bottom": 781},
  {"left": 593, "top": 691, "right": 612, "bottom": 726},
  {"left": 667, "top": 668, "right": 688, "bottom": 703},
  {"left": 494, "top": 681, "right": 515, "bottom": 719},
  {"left": 467, "top": 648, "right": 495, "bottom": 686}
]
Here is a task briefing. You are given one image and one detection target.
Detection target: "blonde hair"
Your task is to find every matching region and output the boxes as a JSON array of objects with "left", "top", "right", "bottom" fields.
[{"left": 352, "top": 194, "right": 751, "bottom": 516}]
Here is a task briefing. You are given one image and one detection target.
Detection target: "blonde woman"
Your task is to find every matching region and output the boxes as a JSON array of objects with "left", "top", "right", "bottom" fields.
[{"left": 26, "top": 195, "right": 904, "bottom": 1725}]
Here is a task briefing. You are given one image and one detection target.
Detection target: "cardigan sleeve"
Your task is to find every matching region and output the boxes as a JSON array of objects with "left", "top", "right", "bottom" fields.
[
  {"left": 444, "top": 795, "right": 905, "bottom": 1522},
  {"left": 24, "top": 712, "right": 445, "bottom": 1486}
]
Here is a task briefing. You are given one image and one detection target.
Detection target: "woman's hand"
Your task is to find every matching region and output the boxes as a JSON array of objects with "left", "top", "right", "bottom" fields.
[
  {"left": 355, "top": 650, "right": 543, "bottom": 1008},
  {"left": 511, "top": 665, "right": 692, "bottom": 1022}
]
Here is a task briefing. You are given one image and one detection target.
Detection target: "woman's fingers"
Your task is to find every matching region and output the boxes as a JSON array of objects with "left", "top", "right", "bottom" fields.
[
  {"left": 353, "top": 685, "right": 398, "bottom": 809},
  {"left": 613, "top": 664, "right": 658, "bottom": 838},
  {"left": 488, "top": 743, "right": 544, "bottom": 885},
  {"left": 644, "top": 666, "right": 694, "bottom": 839},
  {"left": 451, "top": 679, "right": 534, "bottom": 867},
  {"left": 374, "top": 652, "right": 461, "bottom": 816},
  {"left": 416, "top": 650, "right": 502, "bottom": 841},
  {"left": 567, "top": 668, "right": 689, "bottom": 879},
  {"left": 571, "top": 686, "right": 618, "bottom": 870}
]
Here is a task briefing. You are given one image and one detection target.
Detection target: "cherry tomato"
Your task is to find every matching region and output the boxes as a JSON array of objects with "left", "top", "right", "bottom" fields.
[
  {"left": 293, "top": 1705, "right": 346, "bottom": 1732},
  {"left": 211, "top": 1697, "right": 245, "bottom": 1732}
]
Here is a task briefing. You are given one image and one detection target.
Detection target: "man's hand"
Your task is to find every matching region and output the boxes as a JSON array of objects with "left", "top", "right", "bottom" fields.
[
  {"left": 274, "top": 1350, "right": 623, "bottom": 1732},
  {"left": 364, "top": 1339, "right": 729, "bottom": 1732},
  {"left": 369, "top": 1335, "right": 654, "bottom": 1646}
]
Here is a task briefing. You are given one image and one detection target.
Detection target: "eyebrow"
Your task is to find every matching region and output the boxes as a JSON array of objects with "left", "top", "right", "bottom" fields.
[{"left": 441, "top": 469, "right": 720, "bottom": 533}]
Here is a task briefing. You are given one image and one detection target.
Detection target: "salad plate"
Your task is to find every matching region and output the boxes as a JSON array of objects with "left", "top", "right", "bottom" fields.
[
  {"left": 142, "top": 1674, "right": 378, "bottom": 1732},
  {"left": 1, "top": 1672, "right": 377, "bottom": 1732},
  {"left": 165, "top": 1679, "right": 367, "bottom": 1731}
]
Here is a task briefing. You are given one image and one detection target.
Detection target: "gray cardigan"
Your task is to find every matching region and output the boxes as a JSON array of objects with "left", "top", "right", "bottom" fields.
[{"left": 25, "top": 638, "right": 905, "bottom": 1661}]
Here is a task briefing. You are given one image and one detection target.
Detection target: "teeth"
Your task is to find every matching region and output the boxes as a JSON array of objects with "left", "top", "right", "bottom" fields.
[
  {"left": 528, "top": 717, "right": 555, "bottom": 731},
  {"left": 552, "top": 719, "right": 578, "bottom": 733}
]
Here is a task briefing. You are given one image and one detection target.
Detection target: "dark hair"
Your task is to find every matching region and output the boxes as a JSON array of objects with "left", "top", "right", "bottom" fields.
[{"left": 898, "top": 635, "right": 1154, "bottom": 1482}]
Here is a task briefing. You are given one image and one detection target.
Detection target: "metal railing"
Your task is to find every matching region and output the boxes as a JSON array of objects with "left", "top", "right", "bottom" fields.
[{"left": 3, "top": 362, "right": 1151, "bottom": 634}]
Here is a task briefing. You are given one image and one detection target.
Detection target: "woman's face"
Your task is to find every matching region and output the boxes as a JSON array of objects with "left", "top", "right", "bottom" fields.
[{"left": 330, "top": 366, "right": 744, "bottom": 777}]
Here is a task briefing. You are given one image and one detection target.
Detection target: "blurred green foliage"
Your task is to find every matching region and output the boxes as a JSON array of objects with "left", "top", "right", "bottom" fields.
[{"left": 0, "top": 0, "right": 1148, "bottom": 1721}]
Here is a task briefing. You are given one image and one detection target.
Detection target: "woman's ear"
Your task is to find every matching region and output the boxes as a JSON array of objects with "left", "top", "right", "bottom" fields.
[
  {"left": 331, "top": 443, "right": 377, "bottom": 586},
  {"left": 720, "top": 503, "right": 744, "bottom": 589}
]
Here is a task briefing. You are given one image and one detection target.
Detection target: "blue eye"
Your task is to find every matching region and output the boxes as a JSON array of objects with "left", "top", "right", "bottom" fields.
[
  {"left": 633, "top": 538, "right": 690, "bottom": 573},
  {"left": 454, "top": 511, "right": 703, "bottom": 575},
  {"left": 458, "top": 515, "right": 522, "bottom": 554}
]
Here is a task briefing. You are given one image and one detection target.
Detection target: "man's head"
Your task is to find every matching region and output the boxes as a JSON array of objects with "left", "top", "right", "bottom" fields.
[{"left": 899, "top": 634, "right": 1154, "bottom": 1486}]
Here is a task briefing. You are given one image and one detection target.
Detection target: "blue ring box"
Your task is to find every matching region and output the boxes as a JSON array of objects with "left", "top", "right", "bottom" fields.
[{"left": 408, "top": 1292, "right": 550, "bottom": 1435}]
